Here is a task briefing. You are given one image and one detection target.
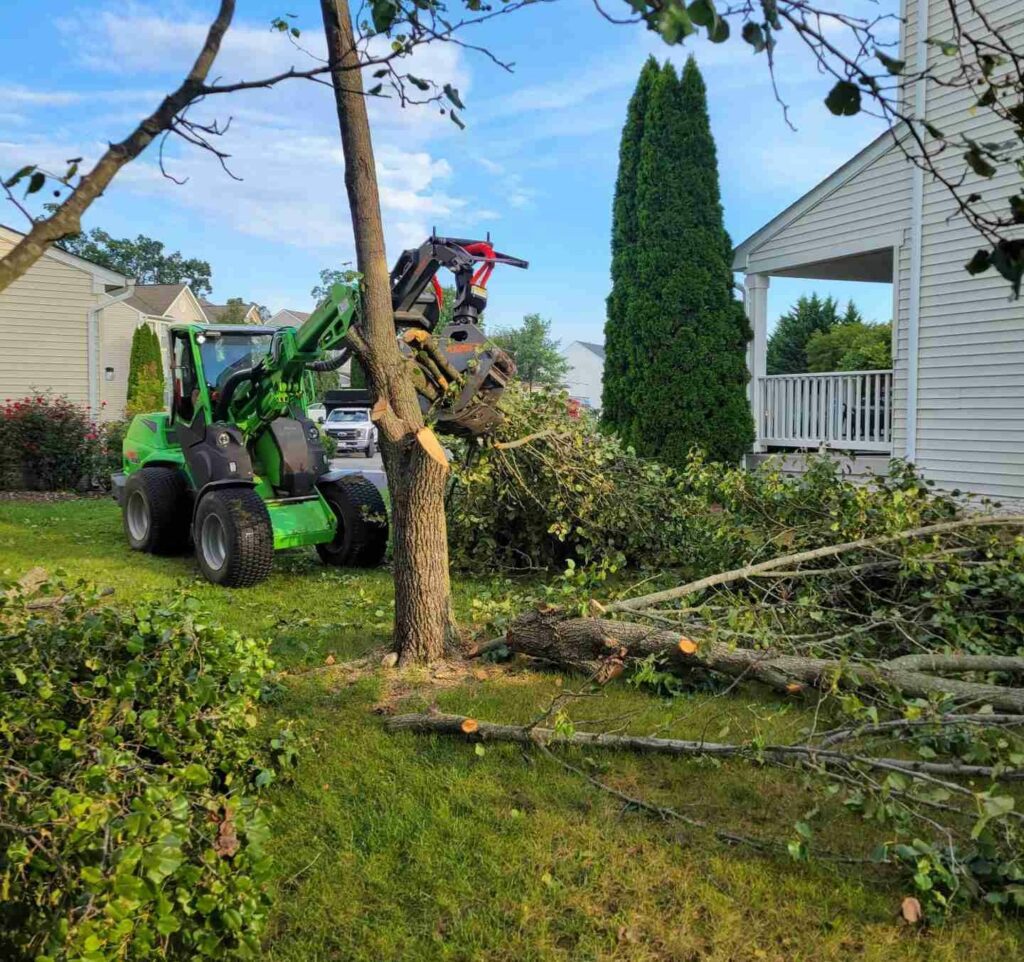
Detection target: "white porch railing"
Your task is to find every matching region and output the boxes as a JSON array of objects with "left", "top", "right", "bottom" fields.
[{"left": 759, "top": 370, "right": 893, "bottom": 452}]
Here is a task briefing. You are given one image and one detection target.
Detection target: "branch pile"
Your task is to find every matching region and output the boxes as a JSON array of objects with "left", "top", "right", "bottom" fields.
[{"left": 408, "top": 513, "right": 1024, "bottom": 916}]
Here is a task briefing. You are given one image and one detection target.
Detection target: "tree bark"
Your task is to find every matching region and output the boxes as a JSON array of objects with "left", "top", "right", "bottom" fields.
[
  {"left": 0, "top": 1, "right": 236, "bottom": 294},
  {"left": 320, "top": 0, "right": 459, "bottom": 664},
  {"left": 504, "top": 609, "right": 1024, "bottom": 714},
  {"left": 385, "top": 712, "right": 1024, "bottom": 781}
]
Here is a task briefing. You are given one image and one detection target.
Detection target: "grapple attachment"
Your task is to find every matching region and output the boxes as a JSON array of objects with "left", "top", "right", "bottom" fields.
[{"left": 390, "top": 235, "right": 527, "bottom": 438}]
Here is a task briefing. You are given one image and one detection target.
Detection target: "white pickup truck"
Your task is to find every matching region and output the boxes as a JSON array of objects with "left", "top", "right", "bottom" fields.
[{"left": 322, "top": 407, "right": 378, "bottom": 457}]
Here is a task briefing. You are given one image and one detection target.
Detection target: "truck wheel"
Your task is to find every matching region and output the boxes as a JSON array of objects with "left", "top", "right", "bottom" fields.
[
  {"left": 194, "top": 487, "right": 274, "bottom": 587},
  {"left": 123, "top": 466, "right": 187, "bottom": 554},
  {"left": 316, "top": 475, "right": 388, "bottom": 568},
  {"left": 365, "top": 438, "right": 376, "bottom": 458}
]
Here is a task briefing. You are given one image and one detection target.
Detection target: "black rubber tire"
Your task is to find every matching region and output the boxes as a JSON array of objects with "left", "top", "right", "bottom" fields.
[
  {"left": 365, "top": 438, "right": 376, "bottom": 458},
  {"left": 122, "top": 466, "right": 188, "bottom": 554},
  {"left": 193, "top": 487, "right": 274, "bottom": 587},
  {"left": 316, "top": 475, "right": 388, "bottom": 568}
]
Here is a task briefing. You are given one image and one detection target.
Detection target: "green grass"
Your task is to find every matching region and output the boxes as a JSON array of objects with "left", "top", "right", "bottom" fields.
[{"left": 2, "top": 496, "right": 1022, "bottom": 961}]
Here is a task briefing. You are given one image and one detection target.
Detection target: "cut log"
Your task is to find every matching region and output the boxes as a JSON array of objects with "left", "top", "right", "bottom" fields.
[
  {"left": 504, "top": 609, "right": 1024, "bottom": 714},
  {"left": 416, "top": 426, "right": 449, "bottom": 470},
  {"left": 385, "top": 712, "right": 1024, "bottom": 781}
]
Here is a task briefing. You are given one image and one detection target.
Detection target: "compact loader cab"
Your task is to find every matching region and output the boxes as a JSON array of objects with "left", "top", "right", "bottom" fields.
[
  {"left": 112, "top": 235, "right": 527, "bottom": 587},
  {"left": 115, "top": 317, "right": 388, "bottom": 587}
]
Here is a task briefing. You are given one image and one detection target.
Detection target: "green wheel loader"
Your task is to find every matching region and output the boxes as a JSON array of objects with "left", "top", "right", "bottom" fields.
[{"left": 112, "top": 236, "right": 527, "bottom": 586}]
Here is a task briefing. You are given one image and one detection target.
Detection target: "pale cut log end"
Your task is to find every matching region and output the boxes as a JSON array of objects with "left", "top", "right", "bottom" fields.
[
  {"left": 370, "top": 397, "right": 388, "bottom": 423},
  {"left": 678, "top": 638, "right": 699, "bottom": 655},
  {"left": 416, "top": 427, "right": 449, "bottom": 470},
  {"left": 785, "top": 683, "right": 804, "bottom": 694},
  {"left": 460, "top": 718, "right": 479, "bottom": 734},
  {"left": 402, "top": 328, "right": 430, "bottom": 345}
]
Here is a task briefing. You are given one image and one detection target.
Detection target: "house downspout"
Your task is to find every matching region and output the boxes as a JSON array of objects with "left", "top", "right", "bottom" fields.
[
  {"left": 87, "top": 282, "right": 136, "bottom": 415},
  {"left": 905, "top": 0, "right": 929, "bottom": 463}
]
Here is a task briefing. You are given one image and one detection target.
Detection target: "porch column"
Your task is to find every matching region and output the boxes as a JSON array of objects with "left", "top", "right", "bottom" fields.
[{"left": 744, "top": 273, "right": 769, "bottom": 452}]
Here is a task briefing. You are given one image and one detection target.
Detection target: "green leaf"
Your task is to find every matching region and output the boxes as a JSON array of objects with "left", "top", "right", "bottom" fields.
[
  {"left": 12, "top": 667, "right": 26, "bottom": 684},
  {"left": 982, "top": 794, "right": 1015, "bottom": 817},
  {"left": 474, "top": 743, "right": 486, "bottom": 757},
  {"left": 3, "top": 164, "right": 36, "bottom": 189},
  {"left": 658, "top": 6, "right": 695, "bottom": 44},
  {"left": 824, "top": 80, "right": 861, "bottom": 117},
  {"left": 964, "top": 146, "right": 997, "bottom": 178},
  {"left": 368, "top": 83, "right": 383, "bottom": 96},
  {"left": 371, "top": 0, "right": 399, "bottom": 33},
  {"left": 449, "top": 110, "right": 466, "bottom": 131},
  {"left": 708, "top": 16, "right": 729, "bottom": 43},
  {"left": 406, "top": 74, "right": 430, "bottom": 92},
  {"left": 742, "top": 22, "right": 766, "bottom": 53},
  {"left": 687, "top": 0, "right": 715, "bottom": 27},
  {"left": 443, "top": 83, "right": 465, "bottom": 110},
  {"left": 876, "top": 51, "right": 905, "bottom": 75},
  {"left": 26, "top": 171, "right": 46, "bottom": 195}
]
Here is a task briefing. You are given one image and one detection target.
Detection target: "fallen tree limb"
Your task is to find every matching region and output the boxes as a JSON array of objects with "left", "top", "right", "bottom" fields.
[
  {"left": 385, "top": 712, "right": 1024, "bottom": 783},
  {"left": 503, "top": 610, "right": 1024, "bottom": 714},
  {"left": 610, "top": 515, "right": 1024, "bottom": 613}
]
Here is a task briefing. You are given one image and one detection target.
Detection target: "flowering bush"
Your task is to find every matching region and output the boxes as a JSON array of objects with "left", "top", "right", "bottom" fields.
[{"left": 0, "top": 395, "right": 123, "bottom": 491}]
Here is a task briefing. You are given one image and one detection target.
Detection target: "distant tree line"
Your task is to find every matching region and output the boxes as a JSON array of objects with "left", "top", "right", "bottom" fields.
[{"left": 767, "top": 294, "right": 891, "bottom": 375}]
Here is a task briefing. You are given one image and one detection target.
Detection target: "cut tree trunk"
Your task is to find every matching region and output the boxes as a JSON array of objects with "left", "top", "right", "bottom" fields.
[
  {"left": 320, "top": 0, "right": 458, "bottom": 663},
  {"left": 503, "top": 609, "right": 1024, "bottom": 713}
]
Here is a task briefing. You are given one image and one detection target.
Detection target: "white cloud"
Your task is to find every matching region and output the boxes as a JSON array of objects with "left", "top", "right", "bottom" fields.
[{"left": 11, "top": 3, "right": 502, "bottom": 261}]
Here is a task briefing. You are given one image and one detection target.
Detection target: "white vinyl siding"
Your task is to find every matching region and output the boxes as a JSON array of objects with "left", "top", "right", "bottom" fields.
[
  {"left": 0, "top": 227, "right": 94, "bottom": 409},
  {"left": 99, "top": 301, "right": 143, "bottom": 420},
  {"left": 909, "top": 0, "right": 1024, "bottom": 498}
]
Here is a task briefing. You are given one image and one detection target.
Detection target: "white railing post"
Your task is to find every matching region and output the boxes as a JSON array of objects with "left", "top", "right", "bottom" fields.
[
  {"left": 744, "top": 274, "right": 770, "bottom": 452},
  {"left": 758, "top": 370, "right": 893, "bottom": 453}
]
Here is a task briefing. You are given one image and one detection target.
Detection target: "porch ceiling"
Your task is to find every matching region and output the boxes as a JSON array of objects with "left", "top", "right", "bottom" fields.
[{"left": 769, "top": 246, "right": 893, "bottom": 283}]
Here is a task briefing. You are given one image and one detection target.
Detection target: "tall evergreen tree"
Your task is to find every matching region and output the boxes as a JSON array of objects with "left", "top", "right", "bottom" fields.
[
  {"left": 766, "top": 294, "right": 842, "bottom": 374},
  {"left": 604, "top": 57, "right": 752, "bottom": 465},
  {"left": 126, "top": 323, "right": 165, "bottom": 414},
  {"left": 602, "top": 56, "right": 659, "bottom": 428}
]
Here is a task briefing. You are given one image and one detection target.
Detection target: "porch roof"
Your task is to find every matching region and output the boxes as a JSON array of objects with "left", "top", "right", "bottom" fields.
[{"left": 732, "top": 124, "right": 908, "bottom": 282}]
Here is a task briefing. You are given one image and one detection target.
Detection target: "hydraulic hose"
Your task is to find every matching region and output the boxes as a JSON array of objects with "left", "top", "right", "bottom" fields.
[{"left": 306, "top": 347, "right": 351, "bottom": 373}]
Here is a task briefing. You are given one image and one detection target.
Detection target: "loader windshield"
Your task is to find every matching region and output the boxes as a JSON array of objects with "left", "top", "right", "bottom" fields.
[{"left": 198, "top": 331, "right": 273, "bottom": 392}]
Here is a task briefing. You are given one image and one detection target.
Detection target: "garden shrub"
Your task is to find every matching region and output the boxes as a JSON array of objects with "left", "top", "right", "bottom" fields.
[
  {"left": 127, "top": 325, "right": 165, "bottom": 411},
  {"left": 0, "top": 576, "right": 297, "bottom": 960},
  {"left": 0, "top": 395, "right": 112, "bottom": 491}
]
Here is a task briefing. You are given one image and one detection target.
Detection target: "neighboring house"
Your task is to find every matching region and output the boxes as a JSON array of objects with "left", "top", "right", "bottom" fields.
[
  {"left": 0, "top": 224, "right": 135, "bottom": 420},
  {"left": 733, "top": 0, "right": 1023, "bottom": 500},
  {"left": 563, "top": 341, "right": 604, "bottom": 411},
  {"left": 267, "top": 308, "right": 311, "bottom": 328},
  {"left": 200, "top": 298, "right": 262, "bottom": 325}
]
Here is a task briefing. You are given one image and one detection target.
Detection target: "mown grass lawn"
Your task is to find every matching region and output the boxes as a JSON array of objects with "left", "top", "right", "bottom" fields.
[{"left": 2, "top": 496, "right": 1021, "bottom": 961}]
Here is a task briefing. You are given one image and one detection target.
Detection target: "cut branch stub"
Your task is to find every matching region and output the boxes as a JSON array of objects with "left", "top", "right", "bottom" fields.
[{"left": 416, "top": 426, "right": 449, "bottom": 470}]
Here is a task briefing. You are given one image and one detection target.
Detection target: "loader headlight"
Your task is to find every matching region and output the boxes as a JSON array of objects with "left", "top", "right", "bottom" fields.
[{"left": 216, "top": 431, "right": 231, "bottom": 448}]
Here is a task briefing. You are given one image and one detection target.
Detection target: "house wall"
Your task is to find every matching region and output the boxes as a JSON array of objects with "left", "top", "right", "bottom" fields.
[
  {"left": 563, "top": 343, "right": 603, "bottom": 410},
  {"left": 164, "top": 289, "right": 206, "bottom": 323},
  {"left": 99, "top": 301, "right": 142, "bottom": 419},
  {"left": 901, "top": 0, "right": 1024, "bottom": 498},
  {"left": 0, "top": 226, "right": 94, "bottom": 409}
]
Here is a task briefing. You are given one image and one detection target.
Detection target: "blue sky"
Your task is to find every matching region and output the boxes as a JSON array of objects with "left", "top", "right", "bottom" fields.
[{"left": 0, "top": 0, "right": 899, "bottom": 342}]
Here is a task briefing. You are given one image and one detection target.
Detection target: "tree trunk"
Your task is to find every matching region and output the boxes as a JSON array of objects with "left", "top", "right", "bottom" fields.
[
  {"left": 504, "top": 609, "right": 1024, "bottom": 713},
  {"left": 320, "top": 0, "right": 459, "bottom": 663}
]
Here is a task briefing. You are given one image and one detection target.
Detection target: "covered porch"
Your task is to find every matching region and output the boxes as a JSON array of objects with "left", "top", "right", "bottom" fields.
[
  {"left": 733, "top": 130, "right": 907, "bottom": 460},
  {"left": 742, "top": 248, "right": 896, "bottom": 455},
  {"left": 742, "top": 243, "right": 896, "bottom": 456}
]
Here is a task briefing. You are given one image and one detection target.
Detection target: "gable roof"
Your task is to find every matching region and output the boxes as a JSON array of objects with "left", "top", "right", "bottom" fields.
[
  {"left": 126, "top": 283, "right": 193, "bottom": 316},
  {"left": 268, "top": 308, "right": 311, "bottom": 327},
  {"left": 732, "top": 124, "right": 907, "bottom": 272},
  {"left": 200, "top": 298, "right": 258, "bottom": 323},
  {"left": 573, "top": 341, "right": 605, "bottom": 360},
  {"left": 0, "top": 223, "right": 129, "bottom": 287}
]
